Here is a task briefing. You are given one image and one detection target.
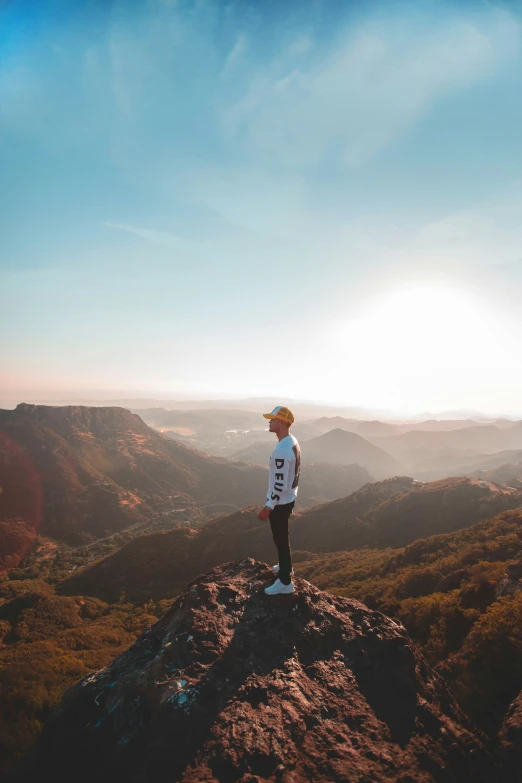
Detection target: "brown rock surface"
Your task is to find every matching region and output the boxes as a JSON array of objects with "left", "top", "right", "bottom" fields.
[
  {"left": 499, "top": 689, "right": 522, "bottom": 782},
  {"left": 14, "top": 560, "right": 493, "bottom": 783}
]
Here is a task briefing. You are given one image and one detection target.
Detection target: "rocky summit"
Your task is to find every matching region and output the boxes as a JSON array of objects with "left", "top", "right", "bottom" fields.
[{"left": 12, "top": 560, "right": 493, "bottom": 783}]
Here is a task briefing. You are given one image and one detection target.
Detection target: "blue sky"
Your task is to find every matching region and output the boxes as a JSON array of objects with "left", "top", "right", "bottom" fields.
[{"left": 2, "top": 0, "right": 522, "bottom": 415}]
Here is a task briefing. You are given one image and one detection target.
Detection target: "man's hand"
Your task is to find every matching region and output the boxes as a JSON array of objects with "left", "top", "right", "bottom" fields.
[{"left": 258, "top": 506, "right": 271, "bottom": 522}]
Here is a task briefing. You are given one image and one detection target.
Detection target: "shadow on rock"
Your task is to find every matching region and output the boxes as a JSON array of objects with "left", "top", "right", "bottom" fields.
[{"left": 10, "top": 558, "right": 495, "bottom": 783}]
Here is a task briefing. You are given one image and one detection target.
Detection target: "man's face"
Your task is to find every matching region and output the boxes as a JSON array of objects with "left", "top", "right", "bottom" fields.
[{"left": 268, "top": 417, "right": 284, "bottom": 435}]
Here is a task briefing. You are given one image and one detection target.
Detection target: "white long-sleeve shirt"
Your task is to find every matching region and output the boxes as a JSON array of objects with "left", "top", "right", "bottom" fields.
[{"left": 266, "top": 434, "right": 301, "bottom": 509}]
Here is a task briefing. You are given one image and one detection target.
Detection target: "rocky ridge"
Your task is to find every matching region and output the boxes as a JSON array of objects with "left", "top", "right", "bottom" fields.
[
  {"left": 15, "top": 559, "right": 494, "bottom": 783},
  {"left": 59, "top": 475, "right": 522, "bottom": 605}
]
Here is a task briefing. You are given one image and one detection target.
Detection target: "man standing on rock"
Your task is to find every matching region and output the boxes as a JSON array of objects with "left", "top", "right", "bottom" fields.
[{"left": 258, "top": 406, "right": 301, "bottom": 595}]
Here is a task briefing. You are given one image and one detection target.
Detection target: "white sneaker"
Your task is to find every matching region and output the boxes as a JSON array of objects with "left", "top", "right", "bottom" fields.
[
  {"left": 264, "top": 578, "right": 295, "bottom": 595},
  {"left": 272, "top": 564, "right": 294, "bottom": 576}
]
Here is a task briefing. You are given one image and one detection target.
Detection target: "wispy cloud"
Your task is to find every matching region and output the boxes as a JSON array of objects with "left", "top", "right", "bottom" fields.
[
  {"left": 219, "top": 7, "right": 520, "bottom": 167},
  {"left": 104, "top": 221, "right": 207, "bottom": 258},
  {"left": 221, "top": 33, "right": 247, "bottom": 79}
]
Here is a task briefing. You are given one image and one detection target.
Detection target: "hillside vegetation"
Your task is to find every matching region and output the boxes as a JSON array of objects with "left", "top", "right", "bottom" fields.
[
  {"left": 0, "top": 574, "right": 170, "bottom": 771},
  {"left": 57, "top": 476, "right": 522, "bottom": 604},
  {"left": 287, "top": 475, "right": 521, "bottom": 551},
  {"left": 2, "top": 464, "right": 522, "bottom": 774},
  {"left": 298, "top": 507, "right": 522, "bottom": 735}
]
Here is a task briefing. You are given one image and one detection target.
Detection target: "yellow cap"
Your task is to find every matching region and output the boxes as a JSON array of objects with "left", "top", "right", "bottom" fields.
[{"left": 262, "top": 406, "right": 294, "bottom": 425}]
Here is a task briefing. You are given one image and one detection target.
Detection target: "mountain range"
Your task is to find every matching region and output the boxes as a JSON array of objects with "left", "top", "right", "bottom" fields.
[
  {"left": 135, "top": 407, "right": 522, "bottom": 486},
  {"left": 0, "top": 404, "right": 373, "bottom": 556},
  {"left": 371, "top": 423, "right": 522, "bottom": 465},
  {"left": 232, "top": 427, "right": 398, "bottom": 478},
  {"left": 58, "top": 475, "right": 522, "bottom": 604},
  {"left": 3, "top": 402, "right": 522, "bottom": 779}
]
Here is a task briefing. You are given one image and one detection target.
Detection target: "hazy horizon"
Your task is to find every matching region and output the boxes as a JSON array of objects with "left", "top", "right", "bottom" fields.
[
  {"left": 2, "top": 386, "right": 522, "bottom": 421},
  {"left": 2, "top": 0, "right": 522, "bottom": 414}
]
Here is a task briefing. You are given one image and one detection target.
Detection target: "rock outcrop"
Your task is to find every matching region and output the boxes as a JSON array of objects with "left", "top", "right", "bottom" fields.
[
  {"left": 499, "top": 689, "right": 522, "bottom": 782},
  {"left": 13, "top": 560, "right": 493, "bottom": 783},
  {"left": 496, "top": 560, "right": 522, "bottom": 598}
]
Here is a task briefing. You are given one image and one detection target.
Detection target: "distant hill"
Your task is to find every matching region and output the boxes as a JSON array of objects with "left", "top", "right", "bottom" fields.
[
  {"left": 1, "top": 405, "right": 153, "bottom": 545},
  {"left": 59, "top": 476, "right": 522, "bottom": 604},
  {"left": 0, "top": 405, "right": 376, "bottom": 558},
  {"left": 491, "top": 417, "right": 522, "bottom": 430},
  {"left": 469, "top": 463, "right": 522, "bottom": 489},
  {"left": 285, "top": 476, "right": 522, "bottom": 552},
  {"left": 413, "top": 408, "right": 497, "bottom": 421},
  {"left": 313, "top": 417, "right": 519, "bottom": 438},
  {"left": 0, "top": 404, "right": 270, "bottom": 545},
  {"left": 133, "top": 408, "right": 265, "bottom": 450},
  {"left": 291, "top": 461, "right": 373, "bottom": 506},
  {"left": 371, "top": 423, "right": 522, "bottom": 466},
  {"left": 414, "top": 449, "right": 522, "bottom": 482},
  {"left": 132, "top": 407, "right": 263, "bottom": 431},
  {"left": 410, "top": 448, "right": 491, "bottom": 479},
  {"left": 311, "top": 416, "right": 361, "bottom": 434},
  {"left": 231, "top": 430, "right": 396, "bottom": 477},
  {"left": 353, "top": 420, "right": 401, "bottom": 438},
  {"left": 302, "top": 428, "right": 398, "bottom": 478},
  {"left": 397, "top": 418, "right": 483, "bottom": 432},
  {"left": 301, "top": 417, "right": 400, "bottom": 439},
  {"left": 312, "top": 417, "right": 521, "bottom": 439},
  {"left": 137, "top": 407, "right": 321, "bottom": 456},
  {"left": 231, "top": 440, "right": 282, "bottom": 465}
]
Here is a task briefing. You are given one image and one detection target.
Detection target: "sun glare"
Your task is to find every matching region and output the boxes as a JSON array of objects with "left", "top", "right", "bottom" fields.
[
  {"left": 333, "top": 285, "right": 514, "bottom": 368},
  {"left": 319, "top": 284, "right": 522, "bottom": 410}
]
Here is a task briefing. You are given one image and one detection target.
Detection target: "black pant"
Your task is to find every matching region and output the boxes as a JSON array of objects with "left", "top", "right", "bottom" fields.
[{"left": 269, "top": 501, "right": 295, "bottom": 585}]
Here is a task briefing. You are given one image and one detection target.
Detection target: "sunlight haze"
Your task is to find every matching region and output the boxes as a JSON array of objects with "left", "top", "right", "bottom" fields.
[{"left": 2, "top": 0, "right": 522, "bottom": 416}]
